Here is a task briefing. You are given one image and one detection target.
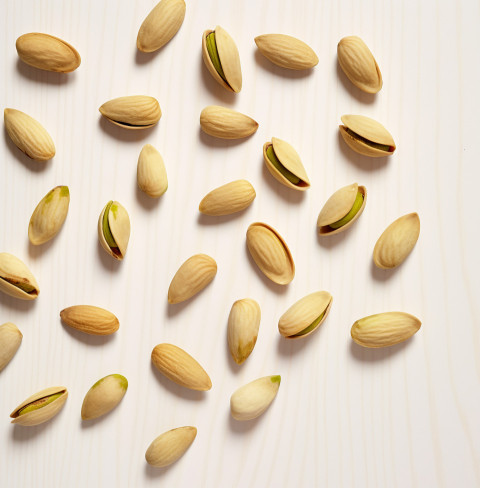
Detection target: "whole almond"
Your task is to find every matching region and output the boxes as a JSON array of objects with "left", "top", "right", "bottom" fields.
[
  {"left": 60, "top": 305, "right": 119, "bottom": 335},
  {"left": 0, "top": 323, "right": 23, "bottom": 372},
  {"left": 151, "top": 343, "right": 212, "bottom": 391},
  {"left": 199, "top": 180, "right": 255, "bottom": 216},
  {"left": 200, "top": 106, "right": 258, "bottom": 139},
  {"left": 146, "top": 426, "right": 197, "bottom": 467}
]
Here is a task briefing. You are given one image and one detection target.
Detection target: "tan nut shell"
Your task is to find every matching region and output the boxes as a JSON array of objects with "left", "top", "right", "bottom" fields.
[
  {"left": 255, "top": 34, "right": 318, "bottom": 70},
  {"left": 246, "top": 223, "right": 294, "bottom": 285},
  {"left": 146, "top": 426, "right": 197, "bottom": 467},
  {"left": 337, "top": 36, "right": 382, "bottom": 93},
  {"left": 202, "top": 26, "right": 242, "bottom": 92},
  {"left": 16, "top": 33, "right": 81, "bottom": 72},
  {"left": 278, "top": 291, "right": 332, "bottom": 339},
  {"left": 10, "top": 386, "right": 68, "bottom": 426},
  {"left": 317, "top": 183, "right": 367, "bottom": 236},
  {"left": 81, "top": 374, "right": 128, "bottom": 420},
  {"left": 227, "top": 299, "right": 261, "bottom": 364},
  {"left": 200, "top": 106, "right": 258, "bottom": 139},
  {"left": 4, "top": 108, "right": 55, "bottom": 161},
  {"left": 199, "top": 180, "right": 255, "bottom": 216},
  {"left": 168, "top": 254, "right": 217, "bottom": 304},
  {"left": 151, "top": 343, "right": 212, "bottom": 391},
  {"left": 98, "top": 201, "right": 131, "bottom": 260},
  {"left": 373, "top": 213, "right": 420, "bottom": 269},
  {"left": 0, "top": 323, "right": 23, "bottom": 372},
  {"left": 99, "top": 96, "right": 161, "bottom": 129},
  {"left": 263, "top": 138, "right": 310, "bottom": 191},
  {"left": 60, "top": 305, "right": 119, "bottom": 335},
  {"left": 137, "top": 0, "right": 186, "bottom": 53},
  {"left": 0, "top": 253, "right": 39, "bottom": 300},
  {"left": 339, "top": 115, "right": 395, "bottom": 157},
  {"left": 351, "top": 312, "right": 421, "bottom": 348},
  {"left": 137, "top": 144, "right": 168, "bottom": 198}
]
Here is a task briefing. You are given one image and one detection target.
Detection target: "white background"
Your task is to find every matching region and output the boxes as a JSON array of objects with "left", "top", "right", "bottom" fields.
[{"left": 1, "top": 0, "right": 479, "bottom": 487}]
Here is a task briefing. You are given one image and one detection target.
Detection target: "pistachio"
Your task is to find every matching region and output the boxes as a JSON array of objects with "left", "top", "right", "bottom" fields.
[
  {"left": 16, "top": 33, "right": 81, "bottom": 72},
  {"left": 0, "top": 253, "right": 39, "bottom": 300},
  {"left": 263, "top": 138, "right": 310, "bottom": 191},
  {"left": 0, "top": 323, "right": 23, "bottom": 372},
  {"left": 28, "top": 186, "right": 70, "bottom": 245},
  {"left": 351, "top": 312, "right": 421, "bottom": 348},
  {"left": 98, "top": 200, "right": 130, "bottom": 260},
  {"left": 278, "top": 291, "right": 332, "bottom": 339},
  {"left": 4, "top": 108, "right": 55, "bottom": 161},
  {"left": 317, "top": 183, "right": 367, "bottom": 236},
  {"left": 10, "top": 386, "right": 68, "bottom": 426},
  {"left": 199, "top": 180, "right": 256, "bottom": 216},
  {"left": 246, "top": 222, "right": 295, "bottom": 285},
  {"left": 60, "top": 305, "right": 119, "bottom": 335},
  {"left": 137, "top": 0, "right": 186, "bottom": 53},
  {"left": 254, "top": 34, "right": 318, "bottom": 70},
  {"left": 168, "top": 254, "right": 217, "bottom": 304},
  {"left": 227, "top": 299, "right": 261, "bottom": 364},
  {"left": 151, "top": 343, "right": 212, "bottom": 391},
  {"left": 146, "top": 426, "right": 197, "bottom": 467},
  {"left": 337, "top": 36, "right": 382, "bottom": 93},
  {"left": 81, "top": 374, "right": 128, "bottom": 420},
  {"left": 339, "top": 115, "right": 395, "bottom": 157},
  {"left": 202, "top": 26, "right": 242, "bottom": 92},
  {"left": 373, "top": 213, "right": 420, "bottom": 269},
  {"left": 137, "top": 144, "right": 168, "bottom": 198},
  {"left": 230, "top": 375, "right": 281, "bottom": 421},
  {"left": 99, "top": 96, "right": 161, "bottom": 129},
  {"left": 200, "top": 105, "right": 258, "bottom": 139}
]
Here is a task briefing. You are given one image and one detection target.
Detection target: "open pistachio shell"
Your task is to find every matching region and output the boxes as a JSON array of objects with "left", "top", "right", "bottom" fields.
[
  {"left": 99, "top": 96, "right": 161, "bottom": 129},
  {"left": 97, "top": 201, "right": 130, "bottom": 260},
  {"left": 263, "top": 138, "right": 310, "bottom": 191},
  {"left": 202, "top": 26, "right": 242, "bottom": 93},
  {"left": 278, "top": 291, "right": 332, "bottom": 339},
  {"left": 10, "top": 386, "right": 68, "bottom": 426},
  {"left": 317, "top": 183, "right": 367, "bottom": 236},
  {"left": 339, "top": 115, "right": 395, "bottom": 157},
  {"left": 246, "top": 222, "right": 295, "bottom": 285},
  {"left": 0, "top": 253, "right": 39, "bottom": 300}
]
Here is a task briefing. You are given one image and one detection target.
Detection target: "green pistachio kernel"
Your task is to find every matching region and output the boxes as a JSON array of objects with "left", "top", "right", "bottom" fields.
[
  {"left": 17, "top": 392, "right": 63, "bottom": 416},
  {"left": 345, "top": 128, "right": 393, "bottom": 152},
  {"left": 206, "top": 32, "right": 227, "bottom": 82},
  {"left": 1, "top": 277, "right": 36, "bottom": 294},
  {"left": 266, "top": 145, "right": 300, "bottom": 185},
  {"left": 329, "top": 191, "right": 364, "bottom": 229},
  {"left": 102, "top": 201, "right": 117, "bottom": 249},
  {"left": 291, "top": 310, "right": 326, "bottom": 337}
]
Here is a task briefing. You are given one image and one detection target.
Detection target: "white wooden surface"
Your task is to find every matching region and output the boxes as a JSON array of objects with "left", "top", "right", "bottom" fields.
[{"left": 1, "top": 0, "right": 479, "bottom": 486}]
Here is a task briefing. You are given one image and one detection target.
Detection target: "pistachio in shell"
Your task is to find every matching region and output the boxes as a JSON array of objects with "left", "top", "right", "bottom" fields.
[
  {"left": 81, "top": 374, "right": 128, "bottom": 420},
  {"left": 137, "top": 144, "right": 168, "bottom": 198},
  {"left": 98, "top": 201, "right": 130, "bottom": 260},
  {"left": 99, "top": 95, "right": 161, "bottom": 129},
  {"left": 0, "top": 252, "right": 39, "bottom": 300},
  {"left": 0, "top": 322, "right": 23, "bottom": 372}
]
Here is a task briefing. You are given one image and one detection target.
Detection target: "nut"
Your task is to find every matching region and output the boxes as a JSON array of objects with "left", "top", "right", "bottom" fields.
[
  {"left": 151, "top": 343, "right": 212, "bottom": 391},
  {"left": 202, "top": 26, "right": 242, "bottom": 92},
  {"left": 230, "top": 375, "right": 281, "bottom": 421},
  {"left": 0, "top": 323, "right": 23, "bottom": 372},
  {"left": 60, "top": 305, "right": 119, "bottom": 335},
  {"left": 99, "top": 96, "right": 161, "bottom": 129},
  {"left": 337, "top": 36, "right": 382, "bottom": 93},
  {"left": 199, "top": 180, "right": 255, "bottom": 216},
  {"left": 246, "top": 222, "right": 295, "bottom": 285},
  {"left": 200, "top": 106, "right": 258, "bottom": 139},
  {"left": 0, "top": 253, "right": 39, "bottom": 300},
  {"left": 4, "top": 108, "right": 55, "bottom": 161},
  {"left": 98, "top": 200, "right": 131, "bottom": 260},
  {"left": 145, "top": 426, "right": 197, "bottom": 467},
  {"left": 81, "top": 374, "right": 128, "bottom": 420},
  {"left": 16, "top": 32, "right": 81, "bottom": 72},
  {"left": 317, "top": 183, "right": 367, "bottom": 236},
  {"left": 137, "top": 144, "right": 168, "bottom": 198},
  {"left": 28, "top": 186, "right": 70, "bottom": 245},
  {"left": 263, "top": 138, "right": 310, "bottom": 191},
  {"left": 278, "top": 291, "right": 332, "bottom": 339}
]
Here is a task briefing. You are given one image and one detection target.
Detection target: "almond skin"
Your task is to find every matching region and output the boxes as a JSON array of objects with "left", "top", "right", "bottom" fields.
[{"left": 60, "top": 305, "right": 119, "bottom": 335}]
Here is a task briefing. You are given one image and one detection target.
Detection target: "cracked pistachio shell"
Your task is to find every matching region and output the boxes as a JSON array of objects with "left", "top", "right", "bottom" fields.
[
  {"left": 200, "top": 106, "right": 258, "bottom": 139},
  {"left": 28, "top": 186, "right": 70, "bottom": 245},
  {"left": 81, "top": 374, "right": 128, "bottom": 420},
  {"left": 98, "top": 201, "right": 130, "bottom": 260},
  {"left": 246, "top": 223, "right": 295, "bottom": 285},
  {"left": 99, "top": 96, "right": 161, "bottom": 129},
  {"left": 263, "top": 137, "right": 310, "bottom": 191},
  {"left": 137, "top": 0, "right": 186, "bottom": 53},
  {"left": 202, "top": 26, "right": 242, "bottom": 93},
  {"left": 146, "top": 426, "right": 197, "bottom": 467},
  {"left": 351, "top": 312, "right": 421, "bottom": 348},
  {"left": 337, "top": 36, "right": 382, "bottom": 93},
  {"left": 227, "top": 299, "right": 261, "bottom": 364},
  {"left": 137, "top": 144, "right": 168, "bottom": 198},
  {"left": 0, "top": 323, "right": 23, "bottom": 372},
  {"left": 199, "top": 179, "right": 255, "bottom": 216},
  {"left": 373, "top": 213, "right": 420, "bottom": 269},
  {"left": 339, "top": 115, "right": 395, "bottom": 157},
  {"left": 317, "top": 183, "right": 367, "bottom": 236},
  {"left": 4, "top": 108, "right": 55, "bottom": 161},
  {"left": 0, "top": 253, "right": 39, "bottom": 300},
  {"left": 60, "top": 305, "right": 119, "bottom": 335},
  {"left": 10, "top": 386, "right": 68, "bottom": 426},
  {"left": 278, "top": 291, "right": 332, "bottom": 339}
]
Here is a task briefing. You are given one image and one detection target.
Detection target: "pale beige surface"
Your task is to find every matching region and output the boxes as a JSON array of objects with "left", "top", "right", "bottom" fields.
[{"left": 0, "top": 0, "right": 479, "bottom": 487}]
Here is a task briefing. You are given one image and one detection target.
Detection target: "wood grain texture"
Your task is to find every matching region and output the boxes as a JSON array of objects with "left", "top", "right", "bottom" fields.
[{"left": 1, "top": 0, "right": 479, "bottom": 487}]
